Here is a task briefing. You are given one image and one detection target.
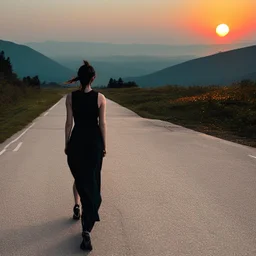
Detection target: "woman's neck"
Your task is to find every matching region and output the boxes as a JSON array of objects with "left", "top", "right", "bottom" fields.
[{"left": 81, "top": 84, "right": 92, "bottom": 93}]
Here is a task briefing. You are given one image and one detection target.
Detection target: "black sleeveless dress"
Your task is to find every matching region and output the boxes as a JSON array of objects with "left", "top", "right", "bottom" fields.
[{"left": 67, "top": 89, "right": 104, "bottom": 232}]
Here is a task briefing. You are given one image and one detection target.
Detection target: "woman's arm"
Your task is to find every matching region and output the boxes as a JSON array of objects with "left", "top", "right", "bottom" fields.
[
  {"left": 98, "top": 93, "right": 107, "bottom": 156},
  {"left": 65, "top": 93, "right": 73, "bottom": 152}
]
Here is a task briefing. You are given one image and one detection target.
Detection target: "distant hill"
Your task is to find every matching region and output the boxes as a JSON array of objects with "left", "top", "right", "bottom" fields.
[
  {"left": 26, "top": 41, "right": 253, "bottom": 58},
  {"left": 55, "top": 55, "right": 194, "bottom": 86},
  {"left": 0, "top": 40, "right": 74, "bottom": 83},
  {"left": 125, "top": 45, "right": 256, "bottom": 87},
  {"left": 240, "top": 72, "right": 256, "bottom": 81}
]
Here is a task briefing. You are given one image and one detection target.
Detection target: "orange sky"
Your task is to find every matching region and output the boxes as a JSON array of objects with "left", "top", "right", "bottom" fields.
[
  {"left": 178, "top": 0, "right": 256, "bottom": 44},
  {"left": 1, "top": 0, "right": 255, "bottom": 44}
]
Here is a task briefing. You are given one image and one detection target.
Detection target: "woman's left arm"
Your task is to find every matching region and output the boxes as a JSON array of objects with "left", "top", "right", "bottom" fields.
[{"left": 65, "top": 93, "right": 73, "bottom": 154}]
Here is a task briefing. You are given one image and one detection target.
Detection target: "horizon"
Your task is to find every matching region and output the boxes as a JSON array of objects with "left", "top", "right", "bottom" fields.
[{"left": 2, "top": 38, "right": 255, "bottom": 49}]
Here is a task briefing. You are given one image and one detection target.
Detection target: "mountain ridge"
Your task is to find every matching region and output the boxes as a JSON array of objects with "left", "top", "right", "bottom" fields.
[
  {"left": 0, "top": 39, "right": 74, "bottom": 83},
  {"left": 26, "top": 41, "right": 254, "bottom": 58},
  {"left": 125, "top": 45, "right": 256, "bottom": 87}
]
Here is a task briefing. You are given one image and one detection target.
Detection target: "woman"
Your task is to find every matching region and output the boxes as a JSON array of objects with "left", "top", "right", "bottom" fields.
[{"left": 65, "top": 60, "right": 107, "bottom": 251}]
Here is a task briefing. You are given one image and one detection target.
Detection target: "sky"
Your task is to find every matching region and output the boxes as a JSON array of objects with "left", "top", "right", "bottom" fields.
[{"left": 1, "top": 0, "right": 255, "bottom": 45}]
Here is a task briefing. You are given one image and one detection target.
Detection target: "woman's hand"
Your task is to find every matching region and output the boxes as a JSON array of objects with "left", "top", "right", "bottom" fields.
[
  {"left": 64, "top": 146, "right": 68, "bottom": 155},
  {"left": 64, "top": 142, "right": 69, "bottom": 155}
]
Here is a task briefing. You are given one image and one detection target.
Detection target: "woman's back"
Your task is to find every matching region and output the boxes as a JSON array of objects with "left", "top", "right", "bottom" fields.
[
  {"left": 72, "top": 89, "right": 99, "bottom": 127},
  {"left": 69, "top": 89, "right": 103, "bottom": 151}
]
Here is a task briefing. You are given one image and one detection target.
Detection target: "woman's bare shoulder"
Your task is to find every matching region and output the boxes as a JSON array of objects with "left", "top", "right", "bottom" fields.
[
  {"left": 98, "top": 92, "right": 106, "bottom": 102},
  {"left": 97, "top": 92, "right": 106, "bottom": 108}
]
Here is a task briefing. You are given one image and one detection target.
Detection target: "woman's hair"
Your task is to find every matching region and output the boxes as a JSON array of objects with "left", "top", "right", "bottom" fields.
[{"left": 68, "top": 60, "right": 96, "bottom": 90}]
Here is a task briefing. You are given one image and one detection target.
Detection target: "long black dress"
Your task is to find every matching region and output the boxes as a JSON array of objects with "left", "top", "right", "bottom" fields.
[{"left": 67, "top": 89, "right": 104, "bottom": 232}]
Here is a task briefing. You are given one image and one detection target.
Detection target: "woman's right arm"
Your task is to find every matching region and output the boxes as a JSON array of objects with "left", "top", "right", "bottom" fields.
[
  {"left": 65, "top": 93, "right": 73, "bottom": 153},
  {"left": 98, "top": 93, "right": 107, "bottom": 156}
]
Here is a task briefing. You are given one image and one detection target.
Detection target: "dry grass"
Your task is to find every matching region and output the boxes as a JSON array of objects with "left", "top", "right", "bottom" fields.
[
  {"left": 99, "top": 81, "right": 256, "bottom": 147},
  {"left": 0, "top": 82, "right": 70, "bottom": 143}
]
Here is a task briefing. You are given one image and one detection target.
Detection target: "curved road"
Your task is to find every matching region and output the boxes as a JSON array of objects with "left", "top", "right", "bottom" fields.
[{"left": 0, "top": 97, "right": 256, "bottom": 256}]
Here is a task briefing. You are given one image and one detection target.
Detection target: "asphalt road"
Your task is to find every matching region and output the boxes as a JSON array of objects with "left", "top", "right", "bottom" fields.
[{"left": 0, "top": 97, "right": 256, "bottom": 256}]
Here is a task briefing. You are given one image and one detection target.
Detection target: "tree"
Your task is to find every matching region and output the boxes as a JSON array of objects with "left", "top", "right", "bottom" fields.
[
  {"left": 117, "top": 77, "right": 124, "bottom": 88},
  {"left": 31, "top": 75, "right": 41, "bottom": 88},
  {"left": 108, "top": 78, "right": 114, "bottom": 88},
  {"left": 125, "top": 81, "right": 138, "bottom": 88},
  {"left": 0, "top": 51, "right": 13, "bottom": 79},
  {"left": 6, "top": 57, "right": 13, "bottom": 77},
  {"left": 23, "top": 76, "right": 41, "bottom": 88}
]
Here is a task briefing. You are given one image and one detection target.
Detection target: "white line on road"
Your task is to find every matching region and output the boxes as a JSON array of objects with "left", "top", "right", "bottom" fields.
[
  {"left": 0, "top": 149, "right": 6, "bottom": 156},
  {"left": 44, "top": 112, "right": 49, "bottom": 116},
  {"left": 0, "top": 99, "right": 62, "bottom": 157},
  {"left": 249, "top": 155, "right": 256, "bottom": 159},
  {"left": 13, "top": 142, "right": 23, "bottom": 152},
  {"left": 4, "top": 123, "right": 35, "bottom": 150},
  {"left": 49, "top": 100, "right": 61, "bottom": 111}
]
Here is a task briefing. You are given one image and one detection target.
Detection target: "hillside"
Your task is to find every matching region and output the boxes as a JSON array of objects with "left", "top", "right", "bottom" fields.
[
  {"left": 99, "top": 82, "right": 256, "bottom": 147},
  {"left": 241, "top": 72, "right": 256, "bottom": 81},
  {"left": 56, "top": 56, "right": 193, "bottom": 86},
  {"left": 26, "top": 41, "right": 253, "bottom": 58},
  {"left": 126, "top": 45, "right": 256, "bottom": 87},
  {"left": 0, "top": 40, "right": 74, "bottom": 83}
]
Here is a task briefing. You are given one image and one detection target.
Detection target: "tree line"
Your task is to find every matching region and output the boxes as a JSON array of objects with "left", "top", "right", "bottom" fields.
[
  {"left": 0, "top": 51, "right": 41, "bottom": 88},
  {"left": 107, "top": 78, "right": 138, "bottom": 88}
]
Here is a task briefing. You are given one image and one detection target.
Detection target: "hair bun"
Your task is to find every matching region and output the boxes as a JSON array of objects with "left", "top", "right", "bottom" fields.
[{"left": 83, "top": 60, "right": 90, "bottom": 67}]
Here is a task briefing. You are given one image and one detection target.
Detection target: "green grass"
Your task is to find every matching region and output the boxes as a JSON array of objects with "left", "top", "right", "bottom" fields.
[
  {"left": 0, "top": 82, "right": 70, "bottom": 143},
  {"left": 99, "top": 83, "right": 256, "bottom": 147},
  {"left": 1, "top": 82, "right": 255, "bottom": 147}
]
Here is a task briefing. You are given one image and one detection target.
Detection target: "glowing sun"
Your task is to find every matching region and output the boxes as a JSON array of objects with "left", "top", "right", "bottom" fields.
[{"left": 216, "top": 24, "right": 230, "bottom": 37}]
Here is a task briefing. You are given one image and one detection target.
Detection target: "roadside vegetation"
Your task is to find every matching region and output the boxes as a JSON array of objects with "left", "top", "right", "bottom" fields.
[
  {"left": 1, "top": 50, "right": 255, "bottom": 147},
  {"left": 0, "top": 51, "right": 68, "bottom": 143},
  {"left": 100, "top": 81, "right": 256, "bottom": 147}
]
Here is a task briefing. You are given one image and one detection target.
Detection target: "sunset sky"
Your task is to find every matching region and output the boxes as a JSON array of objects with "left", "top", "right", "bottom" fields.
[{"left": 1, "top": 0, "right": 255, "bottom": 44}]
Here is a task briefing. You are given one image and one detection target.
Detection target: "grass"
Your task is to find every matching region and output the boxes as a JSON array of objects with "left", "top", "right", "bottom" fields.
[
  {"left": 99, "top": 82, "right": 256, "bottom": 147},
  {"left": 1, "top": 81, "right": 255, "bottom": 147},
  {"left": 0, "top": 82, "right": 70, "bottom": 143}
]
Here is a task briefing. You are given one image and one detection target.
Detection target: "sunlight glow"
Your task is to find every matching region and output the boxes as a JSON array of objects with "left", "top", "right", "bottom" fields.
[{"left": 216, "top": 24, "right": 230, "bottom": 37}]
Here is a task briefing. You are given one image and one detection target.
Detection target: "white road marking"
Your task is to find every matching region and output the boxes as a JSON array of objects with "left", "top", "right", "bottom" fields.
[
  {"left": 0, "top": 149, "right": 6, "bottom": 156},
  {"left": 0, "top": 99, "right": 63, "bottom": 157},
  {"left": 49, "top": 100, "right": 61, "bottom": 111},
  {"left": 13, "top": 142, "right": 23, "bottom": 152},
  {"left": 44, "top": 98, "right": 63, "bottom": 116},
  {"left": 4, "top": 123, "right": 35, "bottom": 150},
  {"left": 249, "top": 155, "right": 256, "bottom": 159}
]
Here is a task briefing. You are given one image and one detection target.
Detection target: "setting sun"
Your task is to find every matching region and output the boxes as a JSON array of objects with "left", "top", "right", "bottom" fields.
[{"left": 216, "top": 24, "right": 230, "bottom": 37}]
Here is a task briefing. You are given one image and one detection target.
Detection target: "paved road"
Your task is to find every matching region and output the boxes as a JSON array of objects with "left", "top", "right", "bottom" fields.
[{"left": 0, "top": 97, "right": 256, "bottom": 256}]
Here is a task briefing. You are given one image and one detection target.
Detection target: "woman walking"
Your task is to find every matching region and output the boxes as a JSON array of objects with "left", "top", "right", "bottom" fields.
[{"left": 65, "top": 61, "right": 107, "bottom": 251}]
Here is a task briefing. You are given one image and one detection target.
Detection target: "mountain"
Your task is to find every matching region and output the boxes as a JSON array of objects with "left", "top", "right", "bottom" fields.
[
  {"left": 55, "top": 55, "right": 194, "bottom": 86},
  {"left": 241, "top": 72, "right": 256, "bottom": 81},
  {"left": 0, "top": 40, "right": 74, "bottom": 83},
  {"left": 26, "top": 41, "right": 253, "bottom": 59},
  {"left": 125, "top": 45, "right": 256, "bottom": 87},
  {"left": 25, "top": 41, "right": 255, "bottom": 86}
]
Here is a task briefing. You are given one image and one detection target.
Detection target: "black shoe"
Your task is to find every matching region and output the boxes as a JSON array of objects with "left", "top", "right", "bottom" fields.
[
  {"left": 73, "top": 204, "right": 80, "bottom": 220},
  {"left": 80, "top": 231, "right": 93, "bottom": 251}
]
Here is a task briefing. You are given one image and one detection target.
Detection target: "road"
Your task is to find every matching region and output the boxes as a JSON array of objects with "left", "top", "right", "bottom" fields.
[{"left": 0, "top": 97, "right": 256, "bottom": 256}]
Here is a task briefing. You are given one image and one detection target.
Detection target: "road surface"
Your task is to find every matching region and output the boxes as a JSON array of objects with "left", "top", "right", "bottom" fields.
[{"left": 0, "top": 97, "right": 256, "bottom": 256}]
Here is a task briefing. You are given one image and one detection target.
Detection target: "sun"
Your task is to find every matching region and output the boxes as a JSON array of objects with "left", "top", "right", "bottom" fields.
[{"left": 216, "top": 24, "right": 230, "bottom": 37}]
